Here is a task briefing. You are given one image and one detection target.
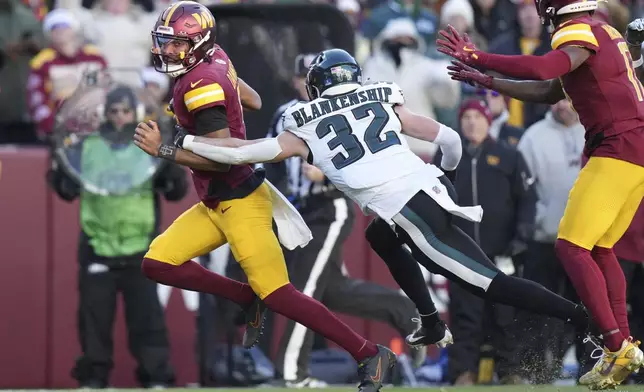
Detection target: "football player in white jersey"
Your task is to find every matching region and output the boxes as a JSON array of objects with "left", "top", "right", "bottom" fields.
[{"left": 137, "top": 49, "right": 591, "bottom": 349}]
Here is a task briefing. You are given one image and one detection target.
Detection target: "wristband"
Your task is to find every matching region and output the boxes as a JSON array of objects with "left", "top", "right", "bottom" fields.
[
  {"left": 158, "top": 143, "right": 177, "bottom": 161},
  {"left": 634, "top": 56, "right": 643, "bottom": 68}
]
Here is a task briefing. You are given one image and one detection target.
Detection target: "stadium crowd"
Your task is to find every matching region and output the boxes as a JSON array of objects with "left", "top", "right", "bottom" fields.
[{"left": 1, "top": 0, "right": 644, "bottom": 388}]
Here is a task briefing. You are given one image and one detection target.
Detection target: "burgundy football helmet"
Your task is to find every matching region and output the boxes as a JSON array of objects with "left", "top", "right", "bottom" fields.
[
  {"left": 151, "top": 1, "right": 217, "bottom": 77},
  {"left": 535, "top": 0, "right": 598, "bottom": 27}
]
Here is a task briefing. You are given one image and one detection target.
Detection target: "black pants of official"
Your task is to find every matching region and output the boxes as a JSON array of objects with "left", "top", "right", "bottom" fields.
[
  {"left": 72, "top": 234, "right": 175, "bottom": 387},
  {"left": 273, "top": 196, "right": 418, "bottom": 381},
  {"left": 447, "top": 272, "right": 520, "bottom": 383}
]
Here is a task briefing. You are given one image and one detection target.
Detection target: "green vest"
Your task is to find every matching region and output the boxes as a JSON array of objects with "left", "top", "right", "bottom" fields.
[{"left": 79, "top": 135, "right": 156, "bottom": 257}]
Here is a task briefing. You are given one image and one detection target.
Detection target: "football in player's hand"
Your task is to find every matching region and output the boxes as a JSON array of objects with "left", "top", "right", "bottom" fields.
[{"left": 626, "top": 18, "right": 644, "bottom": 47}]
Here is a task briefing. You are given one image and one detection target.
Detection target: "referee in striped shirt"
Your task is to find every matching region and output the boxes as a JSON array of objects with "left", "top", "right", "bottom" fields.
[{"left": 263, "top": 53, "right": 422, "bottom": 387}]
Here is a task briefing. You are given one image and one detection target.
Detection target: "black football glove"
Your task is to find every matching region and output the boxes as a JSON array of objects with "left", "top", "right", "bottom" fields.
[
  {"left": 173, "top": 125, "right": 187, "bottom": 148},
  {"left": 626, "top": 18, "right": 644, "bottom": 47}
]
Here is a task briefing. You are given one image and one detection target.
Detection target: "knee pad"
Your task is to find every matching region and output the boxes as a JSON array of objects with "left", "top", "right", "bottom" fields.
[{"left": 365, "top": 217, "right": 402, "bottom": 252}]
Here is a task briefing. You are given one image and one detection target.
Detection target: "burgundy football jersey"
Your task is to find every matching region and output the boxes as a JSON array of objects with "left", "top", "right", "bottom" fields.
[
  {"left": 172, "top": 46, "right": 255, "bottom": 208},
  {"left": 552, "top": 16, "right": 644, "bottom": 166}
]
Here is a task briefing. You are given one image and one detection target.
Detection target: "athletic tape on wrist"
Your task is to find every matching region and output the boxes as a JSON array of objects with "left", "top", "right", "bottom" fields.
[{"left": 158, "top": 144, "right": 177, "bottom": 161}]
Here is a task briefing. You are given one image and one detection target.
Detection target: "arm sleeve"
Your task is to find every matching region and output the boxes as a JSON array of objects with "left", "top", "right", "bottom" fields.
[
  {"left": 194, "top": 106, "right": 229, "bottom": 136},
  {"left": 183, "top": 136, "right": 283, "bottom": 165}
]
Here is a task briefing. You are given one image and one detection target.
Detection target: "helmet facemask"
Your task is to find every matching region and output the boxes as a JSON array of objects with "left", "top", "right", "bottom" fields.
[{"left": 151, "top": 26, "right": 213, "bottom": 77}]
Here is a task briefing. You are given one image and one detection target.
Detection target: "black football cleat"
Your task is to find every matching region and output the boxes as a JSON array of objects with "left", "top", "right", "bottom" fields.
[
  {"left": 406, "top": 320, "right": 453, "bottom": 348},
  {"left": 357, "top": 344, "right": 397, "bottom": 392},
  {"left": 242, "top": 296, "right": 267, "bottom": 349}
]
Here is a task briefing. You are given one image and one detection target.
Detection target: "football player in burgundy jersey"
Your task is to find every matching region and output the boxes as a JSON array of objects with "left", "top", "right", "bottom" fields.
[
  {"left": 133, "top": 3, "right": 394, "bottom": 389},
  {"left": 438, "top": 0, "right": 644, "bottom": 387}
]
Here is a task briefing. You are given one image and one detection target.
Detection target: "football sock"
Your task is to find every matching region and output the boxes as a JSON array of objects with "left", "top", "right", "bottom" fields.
[
  {"left": 420, "top": 311, "right": 442, "bottom": 329},
  {"left": 592, "top": 246, "right": 630, "bottom": 338},
  {"left": 263, "top": 283, "right": 379, "bottom": 361},
  {"left": 366, "top": 218, "right": 440, "bottom": 320},
  {"left": 486, "top": 272, "right": 589, "bottom": 330},
  {"left": 555, "top": 239, "right": 624, "bottom": 351},
  {"left": 142, "top": 258, "right": 255, "bottom": 308}
]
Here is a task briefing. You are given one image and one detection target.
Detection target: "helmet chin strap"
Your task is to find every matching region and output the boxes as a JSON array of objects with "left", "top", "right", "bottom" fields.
[{"left": 166, "top": 31, "right": 213, "bottom": 77}]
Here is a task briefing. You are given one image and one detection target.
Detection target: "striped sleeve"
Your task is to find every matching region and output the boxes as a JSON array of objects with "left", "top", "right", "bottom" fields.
[
  {"left": 183, "top": 82, "right": 225, "bottom": 112},
  {"left": 551, "top": 23, "right": 599, "bottom": 52}
]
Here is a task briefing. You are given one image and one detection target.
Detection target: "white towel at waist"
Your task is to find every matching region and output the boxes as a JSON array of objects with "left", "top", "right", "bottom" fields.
[
  {"left": 265, "top": 180, "right": 313, "bottom": 250},
  {"left": 421, "top": 177, "right": 484, "bottom": 223}
]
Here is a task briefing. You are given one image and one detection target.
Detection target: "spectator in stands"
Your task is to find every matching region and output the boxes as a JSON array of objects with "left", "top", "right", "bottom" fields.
[
  {"left": 27, "top": 9, "right": 106, "bottom": 140},
  {"left": 471, "top": 0, "right": 517, "bottom": 42},
  {"left": 0, "top": 0, "right": 44, "bottom": 145},
  {"left": 72, "top": 0, "right": 157, "bottom": 86},
  {"left": 487, "top": 0, "right": 550, "bottom": 129},
  {"left": 22, "top": 0, "right": 47, "bottom": 20},
  {"left": 362, "top": 17, "right": 460, "bottom": 158},
  {"left": 360, "top": 0, "right": 439, "bottom": 51},
  {"left": 140, "top": 66, "right": 170, "bottom": 119},
  {"left": 435, "top": 98, "right": 536, "bottom": 386},
  {"left": 429, "top": 0, "right": 486, "bottom": 58},
  {"left": 478, "top": 88, "right": 524, "bottom": 147},
  {"left": 47, "top": 85, "right": 185, "bottom": 389},
  {"left": 337, "top": 0, "right": 371, "bottom": 64},
  {"left": 515, "top": 98, "right": 585, "bottom": 383}
]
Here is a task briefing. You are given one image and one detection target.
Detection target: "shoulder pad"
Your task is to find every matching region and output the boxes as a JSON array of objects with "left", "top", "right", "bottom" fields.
[
  {"left": 182, "top": 70, "right": 226, "bottom": 113},
  {"left": 372, "top": 81, "right": 405, "bottom": 105},
  {"left": 30, "top": 48, "right": 57, "bottom": 70},
  {"left": 281, "top": 101, "right": 306, "bottom": 132},
  {"left": 551, "top": 22, "right": 599, "bottom": 51}
]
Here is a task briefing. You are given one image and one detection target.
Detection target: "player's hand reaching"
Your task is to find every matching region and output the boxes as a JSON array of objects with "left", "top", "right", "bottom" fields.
[
  {"left": 626, "top": 18, "right": 644, "bottom": 47},
  {"left": 447, "top": 61, "right": 494, "bottom": 89},
  {"left": 134, "top": 120, "right": 162, "bottom": 157},
  {"left": 436, "top": 25, "right": 480, "bottom": 65}
]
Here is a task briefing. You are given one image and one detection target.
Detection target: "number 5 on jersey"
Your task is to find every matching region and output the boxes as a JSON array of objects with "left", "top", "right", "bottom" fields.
[{"left": 316, "top": 102, "right": 402, "bottom": 170}]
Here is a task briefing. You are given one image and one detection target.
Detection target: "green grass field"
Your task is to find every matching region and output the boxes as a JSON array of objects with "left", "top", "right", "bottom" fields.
[{"left": 18, "top": 387, "right": 644, "bottom": 392}]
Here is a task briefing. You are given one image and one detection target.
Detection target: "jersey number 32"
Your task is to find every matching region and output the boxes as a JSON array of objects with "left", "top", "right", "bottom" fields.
[{"left": 315, "top": 102, "right": 402, "bottom": 170}]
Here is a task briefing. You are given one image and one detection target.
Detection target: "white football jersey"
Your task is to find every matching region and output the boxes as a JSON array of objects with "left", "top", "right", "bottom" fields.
[{"left": 282, "top": 82, "right": 442, "bottom": 220}]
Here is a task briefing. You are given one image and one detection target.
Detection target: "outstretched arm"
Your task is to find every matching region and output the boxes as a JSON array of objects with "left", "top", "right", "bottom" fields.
[
  {"left": 447, "top": 61, "right": 565, "bottom": 104},
  {"left": 436, "top": 25, "right": 591, "bottom": 80},
  {"left": 395, "top": 105, "right": 462, "bottom": 171},
  {"left": 181, "top": 131, "right": 309, "bottom": 165},
  {"left": 491, "top": 78, "right": 566, "bottom": 104}
]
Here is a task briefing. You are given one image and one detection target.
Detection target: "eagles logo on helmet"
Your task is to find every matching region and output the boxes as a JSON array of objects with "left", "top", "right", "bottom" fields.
[
  {"left": 534, "top": 0, "right": 599, "bottom": 28},
  {"left": 151, "top": 1, "right": 217, "bottom": 77}
]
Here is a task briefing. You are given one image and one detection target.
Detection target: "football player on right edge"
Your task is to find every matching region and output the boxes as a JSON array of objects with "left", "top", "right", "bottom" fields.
[{"left": 439, "top": 0, "right": 644, "bottom": 388}]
